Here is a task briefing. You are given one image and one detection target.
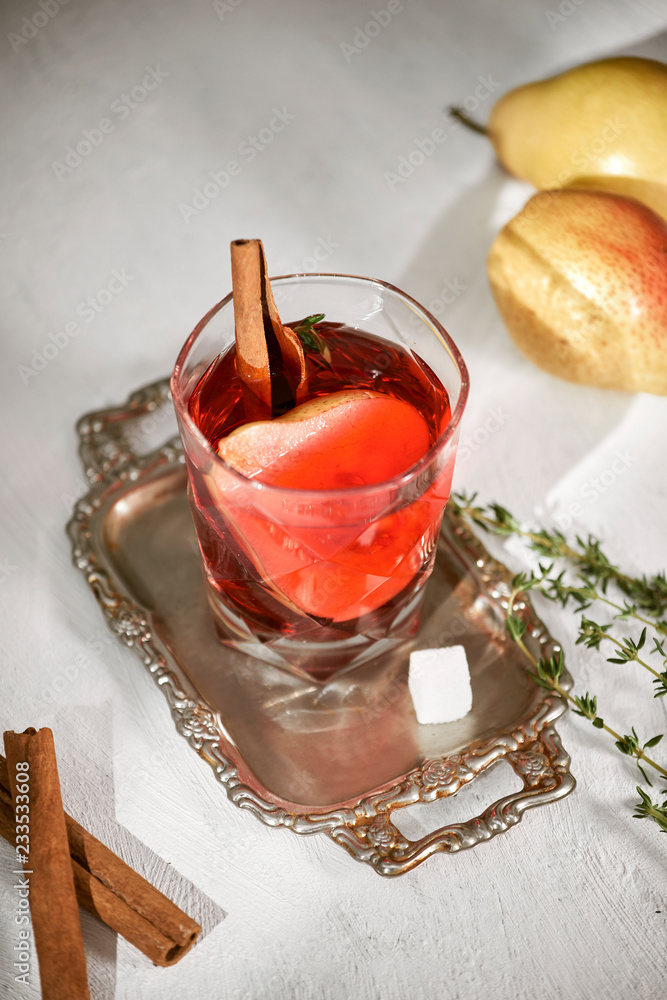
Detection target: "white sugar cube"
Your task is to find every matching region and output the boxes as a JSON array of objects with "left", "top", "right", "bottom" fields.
[{"left": 408, "top": 646, "right": 473, "bottom": 724}]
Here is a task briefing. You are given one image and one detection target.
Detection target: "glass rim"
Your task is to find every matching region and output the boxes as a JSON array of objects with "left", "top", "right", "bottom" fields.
[{"left": 171, "top": 272, "right": 470, "bottom": 499}]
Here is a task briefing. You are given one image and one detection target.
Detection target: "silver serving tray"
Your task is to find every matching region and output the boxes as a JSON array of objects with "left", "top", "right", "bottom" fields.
[{"left": 67, "top": 378, "right": 575, "bottom": 876}]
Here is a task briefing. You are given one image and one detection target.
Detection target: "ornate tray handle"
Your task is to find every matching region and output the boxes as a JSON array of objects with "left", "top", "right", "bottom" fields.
[
  {"left": 68, "top": 379, "right": 576, "bottom": 876},
  {"left": 76, "top": 377, "right": 173, "bottom": 484},
  {"left": 333, "top": 727, "right": 574, "bottom": 875}
]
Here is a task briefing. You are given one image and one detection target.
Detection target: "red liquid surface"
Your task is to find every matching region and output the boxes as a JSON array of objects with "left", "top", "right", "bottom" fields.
[{"left": 187, "top": 322, "right": 454, "bottom": 639}]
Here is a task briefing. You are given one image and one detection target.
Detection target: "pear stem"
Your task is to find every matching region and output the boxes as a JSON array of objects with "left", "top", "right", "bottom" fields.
[{"left": 448, "top": 105, "right": 488, "bottom": 137}]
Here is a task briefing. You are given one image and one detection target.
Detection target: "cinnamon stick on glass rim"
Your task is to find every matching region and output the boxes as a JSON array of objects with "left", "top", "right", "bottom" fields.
[
  {"left": 230, "top": 238, "right": 308, "bottom": 419},
  {"left": 0, "top": 751, "right": 201, "bottom": 967},
  {"left": 4, "top": 728, "right": 91, "bottom": 1000}
]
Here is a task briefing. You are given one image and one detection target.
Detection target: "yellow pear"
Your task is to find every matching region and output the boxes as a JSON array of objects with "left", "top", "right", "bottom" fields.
[
  {"left": 486, "top": 188, "right": 667, "bottom": 394},
  {"left": 563, "top": 175, "right": 667, "bottom": 222},
  {"left": 488, "top": 57, "right": 667, "bottom": 218}
]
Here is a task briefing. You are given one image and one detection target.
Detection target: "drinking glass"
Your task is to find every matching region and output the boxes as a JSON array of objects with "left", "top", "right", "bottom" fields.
[{"left": 172, "top": 274, "right": 469, "bottom": 679}]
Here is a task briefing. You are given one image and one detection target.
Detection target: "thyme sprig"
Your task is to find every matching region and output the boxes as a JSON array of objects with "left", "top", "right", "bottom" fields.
[
  {"left": 634, "top": 787, "right": 667, "bottom": 832},
  {"left": 451, "top": 492, "right": 667, "bottom": 620},
  {"left": 293, "top": 314, "right": 332, "bottom": 364},
  {"left": 506, "top": 568, "right": 667, "bottom": 697},
  {"left": 576, "top": 619, "right": 666, "bottom": 688},
  {"left": 451, "top": 494, "right": 667, "bottom": 832},
  {"left": 541, "top": 571, "right": 667, "bottom": 638},
  {"left": 506, "top": 579, "right": 667, "bottom": 792}
]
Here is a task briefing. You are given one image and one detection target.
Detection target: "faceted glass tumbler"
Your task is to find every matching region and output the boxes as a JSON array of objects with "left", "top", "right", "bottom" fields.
[{"left": 171, "top": 274, "right": 469, "bottom": 680}]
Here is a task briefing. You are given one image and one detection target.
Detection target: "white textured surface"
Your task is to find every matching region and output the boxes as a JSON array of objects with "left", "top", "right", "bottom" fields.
[
  {"left": 2, "top": 1, "right": 667, "bottom": 998},
  {"left": 409, "top": 646, "right": 472, "bottom": 724}
]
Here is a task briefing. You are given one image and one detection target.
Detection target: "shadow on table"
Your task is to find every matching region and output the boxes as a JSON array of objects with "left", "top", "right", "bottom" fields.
[
  {"left": 51, "top": 703, "right": 226, "bottom": 999},
  {"left": 397, "top": 146, "right": 640, "bottom": 511}
]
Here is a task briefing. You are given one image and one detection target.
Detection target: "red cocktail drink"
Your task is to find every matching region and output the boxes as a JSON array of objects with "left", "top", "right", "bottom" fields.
[{"left": 172, "top": 275, "right": 468, "bottom": 679}]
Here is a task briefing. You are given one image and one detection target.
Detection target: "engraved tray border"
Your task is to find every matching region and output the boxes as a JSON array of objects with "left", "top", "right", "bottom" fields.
[{"left": 67, "top": 377, "right": 575, "bottom": 876}]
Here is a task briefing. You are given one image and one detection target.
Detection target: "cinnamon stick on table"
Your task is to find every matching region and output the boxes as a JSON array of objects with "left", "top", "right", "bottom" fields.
[
  {"left": 230, "top": 238, "right": 308, "bottom": 420},
  {"left": 4, "top": 728, "right": 91, "bottom": 1000},
  {"left": 0, "top": 751, "right": 201, "bottom": 967}
]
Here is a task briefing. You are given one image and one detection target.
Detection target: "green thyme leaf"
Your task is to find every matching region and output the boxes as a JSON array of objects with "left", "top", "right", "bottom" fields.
[
  {"left": 293, "top": 314, "right": 332, "bottom": 364},
  {"left": 452, "top": 492, "right": 667, "bottom": 831}
]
